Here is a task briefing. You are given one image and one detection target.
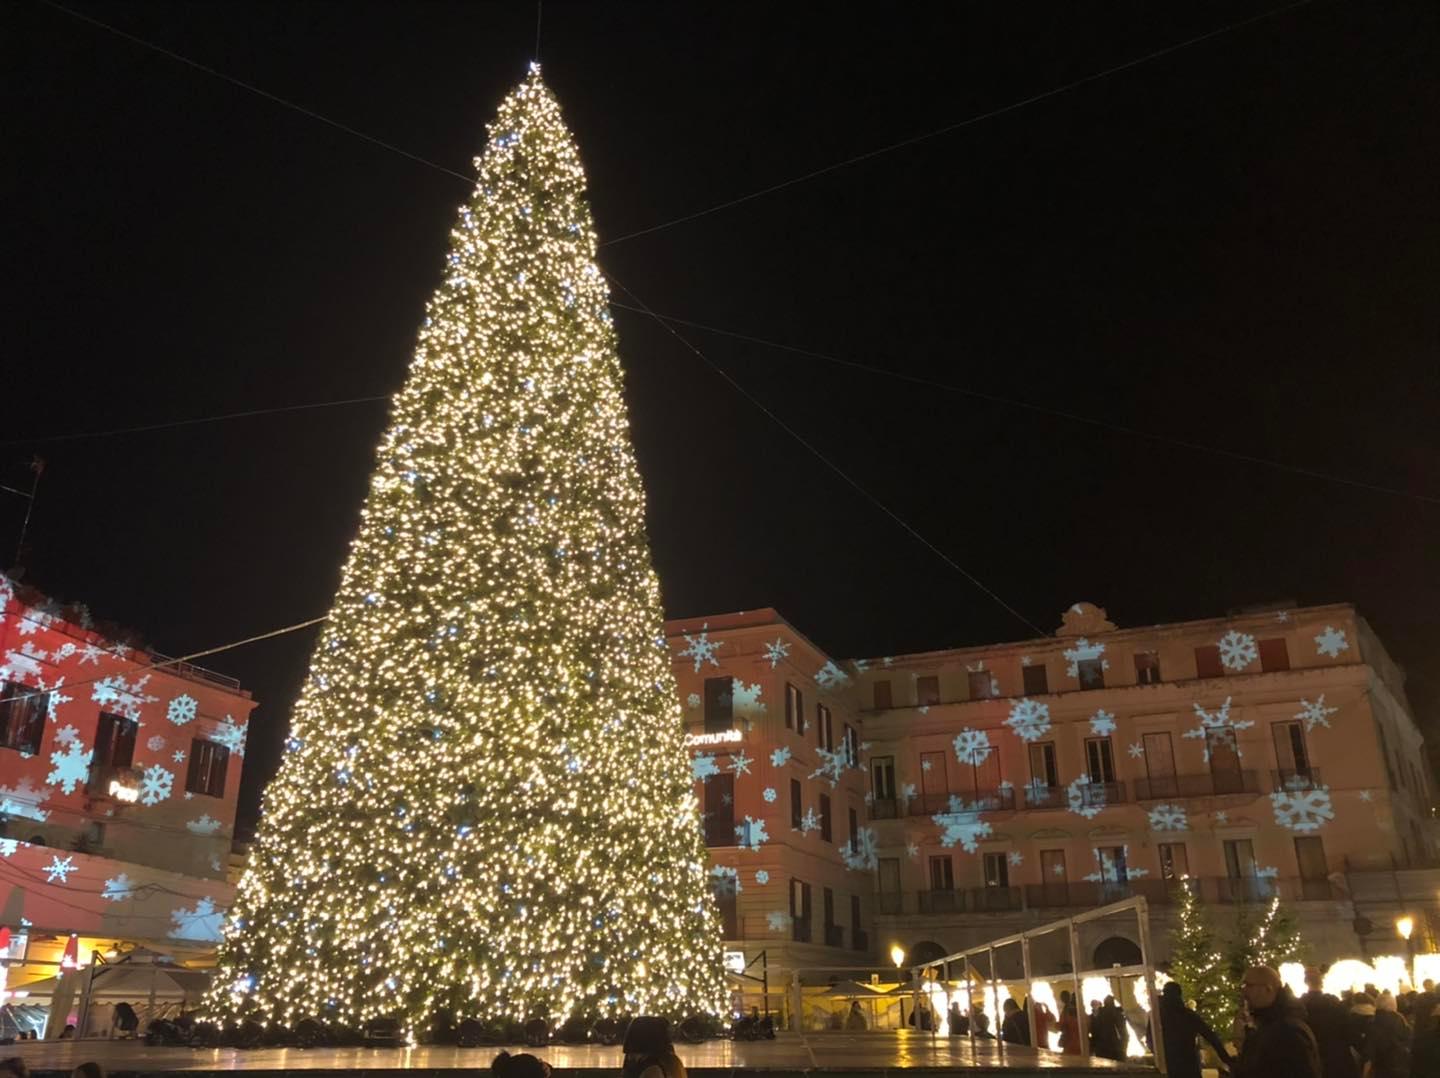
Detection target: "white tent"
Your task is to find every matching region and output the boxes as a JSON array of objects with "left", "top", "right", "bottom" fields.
[{"left": 17, "top": 949, "right": 212, "bottom": 1038}]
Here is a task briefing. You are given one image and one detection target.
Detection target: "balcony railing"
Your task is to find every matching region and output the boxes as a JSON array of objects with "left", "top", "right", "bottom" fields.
[
  {"left": 792, "top": 918, "right": 812, "bottom": 943},
  {"left": 917, "top": 887, "right": 1024, "bottom": 914},
  {"left": 1133, "top": 770, "right": 1260, "bottom": 800},
  {"left": 1272, "top": 768, "right": 1324, "bottom": 792},
  {"left": 910, "top": 788, "right": 1017, "bottom": 817},
  {"left": 870, "top": 798, "right": 900, "bottom": 820},
  {"left": 1021, "top": 780, "right": 1127, "bottom": 810},
  {"left": 874, "top": 876, "right": 1337, "bottom": 916}
]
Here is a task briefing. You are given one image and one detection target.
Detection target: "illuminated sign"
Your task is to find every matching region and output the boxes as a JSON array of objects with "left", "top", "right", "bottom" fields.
[
  {"left": 109, "top": 780, "right": 140, "bottom": 803},
  {"left": 684, "top": 730, "right": 742, "bottom": 746}
]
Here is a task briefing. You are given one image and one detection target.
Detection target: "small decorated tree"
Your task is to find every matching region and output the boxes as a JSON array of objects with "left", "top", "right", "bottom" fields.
[
  {"left": 1247, "top": 893, "right": 1307, "bottom": 972},
  {"left": 1168, "top": 881, "right": 1235, "bottom": 1034}
]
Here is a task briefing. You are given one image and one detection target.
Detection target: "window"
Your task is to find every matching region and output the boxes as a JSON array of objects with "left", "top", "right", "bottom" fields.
[
  {"left": 1094, "top": 846, "right": 1129, "bottom": 883},
  {"left": 1022, "top": 664, "right": 1049, "bottom": 696},
  {"left": 823, "top": 887, "right": 839, "bottom": 945},
  {"left": 0, "top": 682, "right": 46, "bottom": 755},
  {"left": 819, "top": 793, "right": 833, "bottom": 842},
  {"left": 919, "top": 750, "right": 947, "bottom": 812},
  {"left": 790, "top": 778, "right": 803, "bottom": 830},
  {"left": 842, "top": 723, "right": 858, "bottom": 767},
  {"left": 1134, "top": 651, "right": 1162, "bottom": 685},
  {"left": 703, "top": 677, "right": 733, "bottom": 733},
  {"left": 1207, "top": 727, "right": 1244, "bottom": 793},
  {"left": 959, "top": 742, "right": 1001, "bottom": 803},
  {"left": 713, "top": 885, "right": 738, "bottom": 938},
  {"left": 851, "top": 894, "right": 862, "bottom": 945},
  {"left": 983, "top": 852, "right": 1010, "bottom": 888},
  {"left": 90, "top": 711, "right": 139, "bottom": 800},
  {"left": 873, "top": 680, "right": 892, "bottom": 709},
  {"left": 915, "top": 676, "right": 940, "bottom": 707},
  {"left": 186, "top": 738, "right": 230, "bottom": 798},
  {"left": 968, "top": 671, "right": 994, "bottom": 700},
  {"left": 790, "top": 879, "right": 812, "bottom": 942},
  {"left": 704, "top": 773, "right": 735, "bottom": 845},
  {"left": 1159, "top": 843, "right": 1189, "bottom": 880},
  {"left": 1029, "top": 742, "right": 1059, "bottom": 788},
  {"left": 848, "top": 807, "right": 858, "bottom": 853},
  {"left": 1294, "top": 836, "right": 1328, "bottom": 898},
  {"left": 1258, "top": 638, "right": 1290, "bottom": 672},
  {"left": 929, "top": 855, "right": 954, "bottom": 891},
  {"left": 1224, "top": 838, "right": 1256, "bottom": 879},
  {"left": 1195, "top": 645, "right": 1224, "bottom": 679},
  {"left": 871, "top": 756, "right": 896, "bottom": 801},
  {"left": 1084, "top": 738, "right": 1116, "bottom": 784},
  {"left": 1040, "top": 849, "right": 1067, "bottom": 902},
  {"left": 1271, "top": 721, "right": 1311, "bottom": 783},
  {"left": 817, "top": 704, "right": 833, "bottom": 750},
  {"left": 785, "top": 683, "right": 804, "bottom": 732},
  {"left": 1077, "top": 659, "right": 1105, "bottom": 690},
  {"left": 878, "top": 858, "right": 901, "bottom": 896},
  {"left": 1142, "top": 731, "right": 1177, "bottom": 798}
]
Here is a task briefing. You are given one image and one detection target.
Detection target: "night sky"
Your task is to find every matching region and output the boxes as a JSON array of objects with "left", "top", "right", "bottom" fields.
[{"left": 6, "top": 1, "right": 1438, "bottom": 831}]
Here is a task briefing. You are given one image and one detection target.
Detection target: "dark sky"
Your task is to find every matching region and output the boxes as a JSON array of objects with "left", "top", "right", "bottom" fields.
[{"left": 6, "top": 1, "right": 1438, "bottom": 830}]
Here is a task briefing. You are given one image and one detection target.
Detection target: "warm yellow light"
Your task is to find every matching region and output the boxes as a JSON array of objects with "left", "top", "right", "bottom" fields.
[
  {"left": 1396, "top": 915, "right": 1415, "bottom": 941},
  {"left": 890, "top": 944, "right": 906, "bottom": 969}
]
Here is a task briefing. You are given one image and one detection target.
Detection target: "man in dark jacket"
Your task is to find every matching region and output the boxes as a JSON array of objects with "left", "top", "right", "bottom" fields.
[
  {"left": 1155, "top": 981, "right": 1233, "bottom": 1078},
  {"left": 1000, "top": 998, "right": 1030, "bottom": 1045},
  {"left": 1234, "top": 966, "right": 1321, "bottom": 1078},
  {"left": 1300, "top": 968, "right": 1361, "bottom": 1078}
]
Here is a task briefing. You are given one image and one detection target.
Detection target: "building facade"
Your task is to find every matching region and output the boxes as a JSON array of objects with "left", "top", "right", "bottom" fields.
[
  {"left": 673, "top": 600, "right": 1439, "bottom": 980},
  {"left": 0, "top": 574, "right": 254, "bottom": 992}
]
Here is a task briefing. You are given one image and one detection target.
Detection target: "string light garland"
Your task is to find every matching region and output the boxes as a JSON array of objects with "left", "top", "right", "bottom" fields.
[{"left": 206, "top": 65, "right": 727, "bottom": 1030}]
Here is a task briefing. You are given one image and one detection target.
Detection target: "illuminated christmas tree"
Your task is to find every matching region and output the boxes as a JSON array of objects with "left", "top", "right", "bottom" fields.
[
  {"left": 208, "top": 66, "right": 727, "bottom": 1029},
  {"left": 1168, "top": 881, "right": 1233, "bottom": 1033},
  {"left": 1244, "top": 893, "right": 1306, "bottom": 973}
]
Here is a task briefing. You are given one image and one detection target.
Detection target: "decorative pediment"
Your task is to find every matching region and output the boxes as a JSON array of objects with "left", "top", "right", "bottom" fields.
[
  {"left": 1058, "top": 602, "right": 1117, "bottom": 637},
  {"left": 1028, "top": 827, "right": 1072, "bottom": 840}
]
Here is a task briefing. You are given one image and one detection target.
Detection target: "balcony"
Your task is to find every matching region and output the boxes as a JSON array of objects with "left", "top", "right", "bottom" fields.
[
  {"left": 792, "top": 918, "right": 812, "bottom": 943},
  {"left": 1023, "top": 780, "right": 1126, "bottom": 811},
  {"left": 916, "top": 887, "right": 1023, "bottom": 914},
  {"left": 1133, "top": 770, "right": 1260, "bottom": 801},
  {"left": 873, "top": 877, "right": 1339, "bottom": 916},
  {"left": 870, "top": 798, "right": 900, "bottom": 820},
  {"left": 1272, "top": 768, "right": 1324, "bottom": 792},
  {"left": 825, "top": 923, "right": 845, "bottom": 948},
  {"left": 909, "top": 788, "right": 1017, "bottom": 817}
]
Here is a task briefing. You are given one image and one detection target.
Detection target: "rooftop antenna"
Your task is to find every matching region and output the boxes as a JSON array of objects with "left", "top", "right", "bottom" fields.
[{"left": 3, "top": 456, "right": 44, "bottom": 570}]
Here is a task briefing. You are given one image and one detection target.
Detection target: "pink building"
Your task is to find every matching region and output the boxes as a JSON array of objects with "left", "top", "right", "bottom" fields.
[{"left": 0, "top": 574, "right": 253, "bottom": 983}]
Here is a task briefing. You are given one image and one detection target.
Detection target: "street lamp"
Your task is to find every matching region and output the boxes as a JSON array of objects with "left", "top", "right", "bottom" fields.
[
  {"left": 1397, "top": 916, "right": 1416, "bottom": 989},
  {"left": 891, "top": 945, "right": 907, "bottom": 1028}
]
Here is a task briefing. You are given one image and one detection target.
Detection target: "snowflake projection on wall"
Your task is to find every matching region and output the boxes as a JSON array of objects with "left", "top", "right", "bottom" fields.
[
  {"left": 762, "top": 787, "right": 777, "bottom": 803},
  {"left": 102, "top": 874, "right": 138, "bottom": 902},
  {"left": 1008, "top": 851, "right": 1024, "bottom": 866},
  {"left": 735, "top": 817, "right": 770, "bottom": 850},
  {"left": 763, "top": 637, "right": 791, "bottom": 669},
  {"left": 77, "top": 644, "right": 104, "bottom": 666},
  {"left": 732, "top": 680, "right": 766, "bottom": 720},
  {"left": 798, "top": 808, "right": 821, "bottom": 834},
  {"left": 1213, "top": 811, "right": 1229, "bottom": 824},
  {"left": 1004, "top": 699, "right": 1052, "bottom": 742},
  {"left": 933, "top": 796, "right": 993, "bottom": 853},
  {"left": 0, "top": 839, "right": 17, "bottom": 858},
  {"left": 852, "top": 658, "right": 869, "bottom": 674},
  {"left": 1271, "top": 785, "right": 1335, "bottom": 832},
  {"left": 920, "top": 758, "right": 933, "bottom": 771},
  {"left": 952, "top": 727, "right": 993, "bottom": 765},
  {"left": 1358, "top": 790, "right": 1373, "bottom": 803},
  {"left": 686, "top": 693, "right": 701, "bottom": 710},
  {"left": 167, "top": 694, "right": 199, "bottom": 726},
  {"left": 814, "top": 661, "right": 851, "bottom": 691},
  {"left": 91, "top": 674, "right": 157, "bottom": 721},
  {"left": 1147, "top": 803, "right": 1189, "bottom": 831},
  {"left": 46, "top": 741, "right": 92, "bottom": 794},
  {"left": 678, "top": 624, "right": 723, "bottom": 672},
  {"left": 1314, "top": 626, "right": 1350, "bottom": 658},
  {"left": 1089, "top": 710, "right": 1116, "bottom": 736},
  {"left": 146, "top": 735, "right": 166, "bottom": 752},
  {"left": 1216, "top": 630, "right": 1258, "bottom": 671},
  {"left": 139, "top": 764, "right": 175, "bottom": 806},
  {"left": 44, "top": 855, "right": 76, "bottom": 884},
  {"left": 729, "top": 751, "right": 753, "bottom": 776},
  {"left": 906, "top": 842, "right": 919, "bottom": 859},
  {"left": 899, "top": 782, "right": 917, "bottom": 802},
  {"left": 170, "top": 897, "right": 224, "bottom": 942},
  {"left": 770, "top": 746, "right": 792, "bottom": 768},
  {"left": 187, "top": 815, "right": 222, "bottom": 835},
  {"left": 710, "top": 865, "right": 741, "bottom": 897},
  {"left": 54, "top": 725, "right": 79, "bottom": 747},
  {"left": 1128, "top": 742, "right": 1145, "bottom": 759},
  {"left": 38, "top": 678, "right": 71, "bottom": 721},
  {"left": 0, "top": 777, "right": 49, "bottom": 822},
  {"left": 1254, "top": 865, "right": 1280, "bottom": 895},
  {"left": 691, "top": 753, "right": 720, "bottom": 782},
  {"left": 766, "top": 911, "right": 790, "bottom": 933},
  {"left": 173, "top": 750, "right": 187, "bottom": 764},
  {"left": 1066, "top": 776, "right": 1106, "bottom": 819},
  {"left": 1183, "top": 697, "right": 1253, "bottom": 760},
  {"left": 0, "top": 646, "right": 43, "bottom": 683},
  {"left": 755, "top": 870, "right": 769, "bottom": 885},
  {"left": 809, "top": 747, "right": 848, "bottom": 787},
  {"left": 843, "top": 827, "right": 879, "bottom": 871},
  {"left": 1083, "top": 846, "right": 1149, "bottom": 883},
  {"left": 1062, "top": 638, "right": 1108, "bottom": 678},
  {"left": 210, "top": 716, "right": 248, "bottom": 757}
]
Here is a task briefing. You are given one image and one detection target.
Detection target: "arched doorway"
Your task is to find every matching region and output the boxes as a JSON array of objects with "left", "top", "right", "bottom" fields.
[
  {"left": 909, "top": 940, "right": 948, "bottom": 966},
  {"left": 1092, "top": 935, "right": 1142, "bottom": 969}
]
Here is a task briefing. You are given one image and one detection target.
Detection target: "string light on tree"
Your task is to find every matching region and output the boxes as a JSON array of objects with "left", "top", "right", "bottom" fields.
[{"left": 207, "top": 65, "right": 727, "bottom": 1029}]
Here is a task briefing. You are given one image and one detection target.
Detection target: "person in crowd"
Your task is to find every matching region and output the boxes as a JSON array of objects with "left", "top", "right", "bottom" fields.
[
  {"left": 0, "top": 1059, "right": 28, "bottom": 1078},
  {"left": 1089, "top": 998, "right": 1122, "bottom": 1061},
  {"left": 1409, "top": 993, "right": 1440, "bottom": 1078},
  {"left": 1301, "top": 966, "right": 1361, "bottom": 1078},
  {"left": 58, "top": 1025, "right": 75, "bottom": 1040},
  {"left": 1102, "top": 995, "right": 1129, "bottom": 1059},
  {"left": 1361, "top": 991, "right": 1410, "bottom": 1078},
  {"left": 1001, "top": 998, "right": 1029, "bottom": 1045},
  {"left": 1151, "top": 982, "right": 1232, "bottom": 1078},
  {"left": 1033, "top": 999, "right": 1055, "bottom": 1049},
  {"left": 70, "top": 1065, "right": 106, "bottom": 1078},
  {"left": 844, "top": 1001, "right": 867, "bottom": 1031},
  {"left": 621, "top": 1018, "right": 685, "bottom": 1078},
  {"left": 1057, "top": 996, "right": 1081, "bottom": 1055},
  {"left": 946, "top": 1000, "right": 966, "bottom": 1036},
  {"left": 969, "top": 1006, "right": 992, "bottom": 1039},
  {"left": 492, "top": 1051, "right": 551, "bottom": 1078},
  {"left": 1234, "top": 965, "right": 1321, "bottom": 1078}
]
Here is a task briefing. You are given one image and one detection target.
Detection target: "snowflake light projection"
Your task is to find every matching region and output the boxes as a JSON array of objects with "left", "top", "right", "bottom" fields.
[
  {"left": 709, "top": 865, "right": 740, "bottom": 897},
  {"left": 678, "top": 624, "right": 723, "bottom": 672},
  {"left": 762, "top": 787, "right": 777, "bottom": 803},
  {"left": 1083, "top": 846, "right": 1148, "bottom": 882},
  {"left": 798, "top": 808, "right": 821, "bottom": 834},
  {"left": 1066, "top": 776, "right": 1106, "bottom": 819},
  {"left": 39, "top": 677, "right": 71, "bottom": 721},
  {"left": 843, "top": 827, "right": 879, "bottom": 871},
  {"left": 1183, "top": 697, "right": 1252, "bottom": 760},
  {"left": 755, "top": 870, "right": 769, "bottom": 885},
  {"left": 766, "top": 912, "right": 789, "bottom": 933},
  {"left": 814, "top": 661, "right": 850, "bottom": 690},
  {"left": 102, "top": 874, "right": 137, "bottom": 902},
  {"left": 211, "top": 717, "right": 248, "bottom": 757},
  {"left": 1216, "top": 630, "right": 1258, "bottom": 671},
  {"left": 46, "top": 742, "right": 92, "bottom": 794},
  {"left": 0, "top": 646, "right": 44, "bottom": 683},
  {"left": 0, "top": 777, "right": 49, "bottom": 822},
  {"left": 0, "top": 839, "right": 18, "bottom": 858},
  {"left": 732, "top": 680, "right": 766, "bottom": 720},
  {"left": 90, "top": 674, "right": 157, "bottom": 721},
  {"left": 187, "top": 815, "right": 223, "bottom": 835},
  {"left": 729, "top": 751, "right": 753, "bottom": 776},
  {"left": 763, "top": 637, "right": 790, "bottom": 669},
  {"left": 952, "top": 727, "right": 993, "bottom": 765},
  {"left": 685, "top": 693, "right": 700, "bottom": 710},
  {"left": 44, "top": 855, "right": 76, "bottom": 884},
  {"left": 54, "top": 725, "right": 79, "bottom": 746},
  {"left": 905, "top": 842, "right": 919, "bottom": 859},
  {"left": 1062, "top": 638, "right": 1108, "bottom": 678},
  {"left": 1089, "top": 710, "right": 1116, "bottom": 736},
  {"left": 809, "top": 747, "right": 848, "bottom": 787},
  {"left": 1271, "top": 785, "right": 1335, "bottom": 832},
  {"left": 78, "top": 644, "right": 104, "bottom": 666},
  {"left": 1128, "top": 742, "right": 1145, "bottom": 758},
  {"left": 734, "top": 816, "right": 770, "bottom": 850},
  {"left": 167, "top": 694, "right": 199, "bottom": 726},
  {"left": 691, "top": 753, "right": 720, "bottom": 782},
  {"left": 899, "top": 782, "right": 917, "bottom": 802},
  {"left": 1314, "top": 626, "right": 1350, "bottom": 658},
  {"left": 769, "top": 746, "right": 791, "bottom": 768},
  {"left": 146, "top": 735, "right": 166, "bottom": 752},
  {"left": 139, "top": 764, "right": 174, "bottom": 805},
  {"left": 1004, "top": 699, "right": 1052, "bottom": 741},
  {"left": 170, "top": 896, "right": 224, "bottom": 942},
  {"left": 933, "top": 796, "right": 992, "bottom": 853},
  {"left": 1008, "top": 851, "right": 1023, "bottom": 866},
  {"left": 1148, "top": 803, "right": 1189, "bottom": 831}
]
